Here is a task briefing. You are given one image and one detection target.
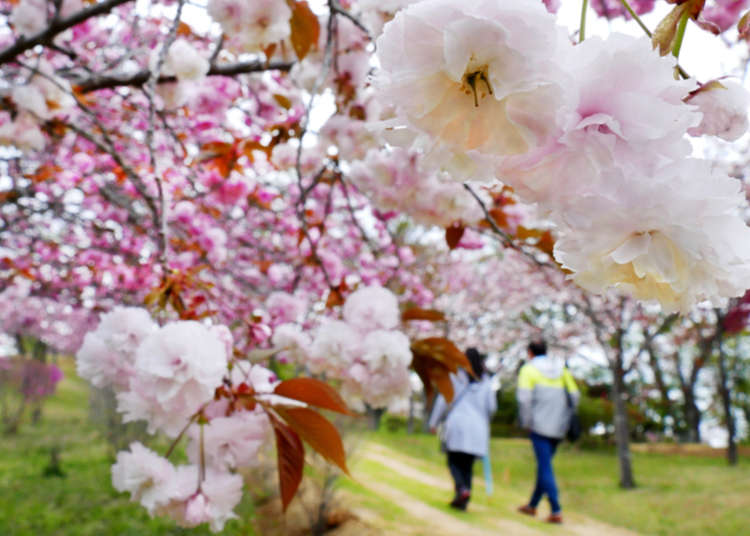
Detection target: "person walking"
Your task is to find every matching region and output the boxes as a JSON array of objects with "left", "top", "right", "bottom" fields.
[
  {"left": 429, "top": 348, "right": 497, "bottom": 511},
  {"left": 516, "top": 339, "right": 579, "bottom": 524}
]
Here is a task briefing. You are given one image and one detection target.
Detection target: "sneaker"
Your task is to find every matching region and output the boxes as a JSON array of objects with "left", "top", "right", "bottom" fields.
[
  {"left": 517, "top": 505, "right": 536, "bottom": 517},
  {"left": 546, "top": 513, "right": 563, "bottom": 524},
  {"left": 450, "top": 489, "right": 471, "bottom": 511}
]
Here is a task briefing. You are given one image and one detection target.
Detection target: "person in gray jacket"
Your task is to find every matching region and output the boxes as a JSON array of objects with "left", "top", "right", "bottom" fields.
[
  {"left": 516, "top": 339, "right": 579, "bottom": 524},
  {"left": 429, "top": 348, "right": 497, "bottom": 511}
]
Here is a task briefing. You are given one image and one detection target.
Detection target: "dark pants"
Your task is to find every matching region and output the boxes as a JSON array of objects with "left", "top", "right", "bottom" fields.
[
  {"left": 529, "top": 432, "right": 561, "bottom": 513},
  {"left": 447, "top": 451, "right": 476, "bottom": 497}
]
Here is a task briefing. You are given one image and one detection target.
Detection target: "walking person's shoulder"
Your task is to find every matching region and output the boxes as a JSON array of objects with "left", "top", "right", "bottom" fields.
[{"left": 517, "top": 361, "right": 538, "bottom": 389}]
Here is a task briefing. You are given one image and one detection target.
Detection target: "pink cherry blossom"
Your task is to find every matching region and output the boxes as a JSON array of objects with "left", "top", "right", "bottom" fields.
[
  {"left": 117, "top": 321, "right": 229, "bottom": 436},
  {"left": 342, "top": 285, "right": 400, "bottom": 333},
  {"left": 76, "top": 307, "right": 157, "bottom": 390},
  {"left": 686, "top": 79, "right": 750, "bottom": 141},
  {"left": 185, "top": 411, "right": 271, "bottom": 470},
  {"left": 554, "top": 159, "right": 750, "bottom": 312},
  {"left": 590, "top": 0, "right": 655, "bottom": 20},
  {"left": 111, "top": 442, "right": 177, "bottom": 514},
  {"left": 701, "top": 0, "right": 749, "bottom": 33},
  {"left": 207, "top": 0, "right": 291, "bottom": 53},
  {"left": 374, "top": 0, "right": 571, "bottom": 161},
  {"left": 164, "top": 39, "right": 210, "bottom": 81}
]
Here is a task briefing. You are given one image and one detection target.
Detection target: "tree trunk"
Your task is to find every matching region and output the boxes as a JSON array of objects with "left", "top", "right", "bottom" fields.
[
  {"left": 675, "top": 362, "right": 701, "bottom": 443},
  {"left": 683, "top": 389, "right": 701, "bottom": 443},
  {"left": 31, "top": 340, "right": 48, "bottom": 424},
  {"left": 407, "top": 391, "right": 415, "bottom": 434},
  {"left": 366, "top": 406, "right": 385, "bottom": 431},
  {"left": 716, "top": 337, "right": 738, "bottom": 466},
  {"left": 645, "top": 342, "right": 674, "bottom": 432},
  {"left": 611, "top": 345, "right": 636, "bottom": 488}
]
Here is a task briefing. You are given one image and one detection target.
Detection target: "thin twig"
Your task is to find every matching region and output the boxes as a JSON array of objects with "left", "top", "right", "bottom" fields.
[{"left": 0, "top": 0, "right": 134, "bottom": 65}]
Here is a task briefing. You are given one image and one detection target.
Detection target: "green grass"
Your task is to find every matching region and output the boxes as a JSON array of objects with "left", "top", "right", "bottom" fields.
[
  {"left": 3, "top": 364, "right": 749, "bottom": 536},
  {"left": 0, "top": 360, "right": 257, "bottom": 536},
  {"left": 370, "top": 431, "right": 750, "bottom": 536}
]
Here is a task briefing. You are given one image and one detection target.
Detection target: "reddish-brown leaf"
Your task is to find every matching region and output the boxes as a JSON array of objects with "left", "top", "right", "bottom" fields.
[
  {"left": 274, "top": 378, "right": 353, "bottom": 415},
  {"left": 411, "top": 357, "right": 435, "bottom": 401},
  {"left": 273, "top": 93, "right": 292, "bottom": 109},
  {"left": 410, "top": 337, "right": 475, "bottom": 402},
  {"left": 431, "top": 365, "right": 455, "bottom": 403},
  {"left": 276, "top": 407, "right": 350, "bottom": 475},
  {"left": 411, "top": 354, "right": 455, "bottom": 403},
  {"left": 401, "top": 307, "right": 446, "bottom": 322},
  {"left": 537, "top": 230, "right": 555, "bottom": 257},
  {"left": 410, "top": 337, "right": 473, "bottom": 374},
  {"left": 176, "top": 21, "right": 194, "bottom": 36},
  {"left": 271, "top": 416, "right": 305, "bottom": 512},
  {"left": 515, "top": 225, "right": 542, "bottom": 241},
  {"left": 325, "top": 288, "right": 344, "bottom": 308},
  {"left": 288, "top": 1, "right": 320, "bottom": 61},
  {"left": 488, "top": 207, "right": 509, "bottom": 228},
  {"left": 263, "top": 43, "right": 277, "bottom": 60},
  {"left": 445, "top": 222, "right": 465, "bottom": 250}
]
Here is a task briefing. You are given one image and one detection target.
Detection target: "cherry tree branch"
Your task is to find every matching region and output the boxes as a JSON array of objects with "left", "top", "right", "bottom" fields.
[
  {"left": 75, "top": 60, "right": 295, "bottom": 93},
  {"left": 0, "top": 0, "right": 134, "bottom": 65},
  {"left": 328, "top": 0, "right": 373, "bottom": 42},
  {"left": 144, "top": 0, "right": 187, "bottom": 270},
  {"left": 462, "top": 182, "right": 559, "bottom": 272}
]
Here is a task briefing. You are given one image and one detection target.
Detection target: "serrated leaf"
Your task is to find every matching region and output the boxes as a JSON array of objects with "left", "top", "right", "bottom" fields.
[
  {"left": 288, "top": 1, "right": 320, "bottom": 61},
  {"left": 274, "top": 377, "right": 353, "bottom": 414},
  {"left": 276, "top": 407, "right": 349, "bottom": 475},
  {"left": 271, "top": 415, "right": 305, "bottom": 512}
]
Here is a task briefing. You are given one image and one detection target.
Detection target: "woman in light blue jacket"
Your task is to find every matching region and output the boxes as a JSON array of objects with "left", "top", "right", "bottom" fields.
[{"left": 429, "top": 348, "right": 497, "bottom": 511}]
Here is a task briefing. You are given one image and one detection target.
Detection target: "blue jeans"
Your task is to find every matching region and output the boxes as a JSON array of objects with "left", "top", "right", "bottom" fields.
[{"left": 529, "top": 432, "right": 561, "bottom": 513}]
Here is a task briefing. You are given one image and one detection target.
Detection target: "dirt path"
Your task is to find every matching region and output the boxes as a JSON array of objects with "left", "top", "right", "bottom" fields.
[{"left": 353, "top": 442, "right": 641, "bottom": 536}]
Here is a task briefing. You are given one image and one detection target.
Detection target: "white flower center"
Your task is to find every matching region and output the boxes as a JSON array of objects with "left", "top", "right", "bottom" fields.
[{"left": 461, "top": 62, "right": 493, "bottom": 107}]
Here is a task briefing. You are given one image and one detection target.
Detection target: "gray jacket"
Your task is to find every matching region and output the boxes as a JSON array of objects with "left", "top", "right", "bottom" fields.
[
  {"left": 429, "top": 371, "right": 497, "bottom": 457},
  {"left": 516, "top": 355, "right": 579, "bottom": 439}
]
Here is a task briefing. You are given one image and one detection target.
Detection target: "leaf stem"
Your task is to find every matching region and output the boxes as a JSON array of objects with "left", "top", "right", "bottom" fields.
[
  {"left": 618, "top": 0, "right": 652, "bottom": 37},
  {"left": 618, "top": 0, "right": 690, "bottom": 79},
  {"left": 672, "top": 9, "right": 690, "bottom": 60},
  {"left": 580, "top": 0, "right": 589, "bottom": 42}
]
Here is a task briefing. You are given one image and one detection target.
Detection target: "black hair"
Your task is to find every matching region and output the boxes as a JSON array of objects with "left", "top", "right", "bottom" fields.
[
  {"left": 527, "top": 339, "right": 547, "bottom": 356},
  {"left": 465, "top": 347, "right": 486, "bottom": 382}
]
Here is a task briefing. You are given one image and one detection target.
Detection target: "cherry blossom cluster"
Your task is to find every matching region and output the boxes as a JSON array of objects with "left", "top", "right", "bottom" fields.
[
  {"left": 273, "top": 285, "right": 413, "bottom": 409},
  {"left": 76, "top": 307, "right": 282, "bottom": 532},
  {"left": 207, "top": 0, "right": 292, "bottom": 53},
  {"left": 348, "top": 147, "right": 486, "bottom": 227},
  {"left": 0, "top": 281, "right": 96, "bottom": 355},
  {"left": 374, "top": 0, "right": 750, "bottom": 312}
]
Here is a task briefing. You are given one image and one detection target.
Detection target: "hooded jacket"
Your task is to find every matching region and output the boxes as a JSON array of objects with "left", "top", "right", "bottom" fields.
[
  {"left": 429, "top": 370, "right": 497, "bottom": 457},
  {"left": 516, "top": 355, "right": 579, "bottom": 439}
]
